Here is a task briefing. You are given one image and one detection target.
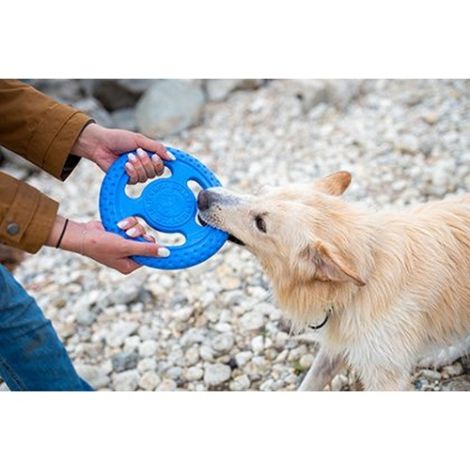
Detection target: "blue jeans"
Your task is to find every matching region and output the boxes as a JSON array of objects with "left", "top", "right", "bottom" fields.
[{"left": 0, "top": 263, "right": 92, "bottom": 391}]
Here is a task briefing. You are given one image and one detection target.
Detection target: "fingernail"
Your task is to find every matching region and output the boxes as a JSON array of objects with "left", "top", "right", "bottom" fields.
[
  {"left": 151, "top": 154, "right": 162, "bottom": 163},
  {"left": 166, "top": 151, "right": 176, "bottom": 160},
  {"left": 117, "top": 220, "right": 129, "bottom": 229},
  {"left": 136, "top": 148, "right": 146, "bottom": 158},
  {"left": 128, "top": 153, "right": 137, "bottom": 162},
  {"left": 157, "top": 247, "right": 170, "bottom": 258},
  {"left": 126, "top": 227, "right": 139, "bottom": 237}
]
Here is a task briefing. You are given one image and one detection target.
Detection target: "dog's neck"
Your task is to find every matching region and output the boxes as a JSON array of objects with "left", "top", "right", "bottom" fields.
[
  {"left": 267, "top": 204, "right": 379, "bottom": 332},
  {"left": 270, "top": 275, "right": 356, "bottom": 332}
]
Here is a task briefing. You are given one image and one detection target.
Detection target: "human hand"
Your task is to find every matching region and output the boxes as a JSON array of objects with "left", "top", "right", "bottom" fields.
[
  {"left": 71, "top": 123, "right": 175, "bottom": 184},
  {"left": 47, "top": 216, "right": 169, "bottom": 274}
]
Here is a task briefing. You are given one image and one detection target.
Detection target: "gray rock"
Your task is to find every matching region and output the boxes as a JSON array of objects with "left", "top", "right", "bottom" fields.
[
  {"left": 76, "top": 364, "right": 110, "bottom": 389},
  {"left": 27, "top": 79, "right": 83, "bottom": 103},
  {"left": 211, "top": 333, "right": 235, "bottom": 354},
  {"left": 111, "top": 108, "right": 138, "bottom": 131},
  {"left": 73, "top": 97, "right": 113, "bottom": 127},
  {"left": 0, "top": 146, "right": 38, "bottom": 173},
  {"left": 93, "top": 80, "right": 134, "bottom": 110},
  {"left": 111, "top": 351, "right": 139, "bottom": 372},
  {"left": 205, "top": 79, "right": 263, "bottom": 101},
  {"left": 113, "top": 370, "right": 140, "bottom": 391},
  {"left": 204, "top": 363, "right": 232, "bottom": 387},
  {"left": 136, "top": 80, "right": 205, "bottom": 137},
  {"left": 105, "top": 321, "right": 139, "bottom": 347}
]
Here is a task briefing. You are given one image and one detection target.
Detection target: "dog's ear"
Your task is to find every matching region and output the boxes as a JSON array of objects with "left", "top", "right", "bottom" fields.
[
  {"left": 308, "top": 240, "right": 365, "bottom": 286},
  {"left": 314, "top": 171, "right": 352, "bottom": 196}
]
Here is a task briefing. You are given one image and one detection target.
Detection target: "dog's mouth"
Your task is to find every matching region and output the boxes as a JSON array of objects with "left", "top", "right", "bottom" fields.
[{"left": 197, "top": 214, "right": 245, "bottom": 246}]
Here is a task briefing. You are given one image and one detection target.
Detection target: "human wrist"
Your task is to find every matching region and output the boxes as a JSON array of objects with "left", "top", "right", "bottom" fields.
[
  {"left": 58, "top": 220, "right": 86, "bottom": 254},
  {"left": 70, "top": 122, "right": 101, "bottom": 160},
  {"left": 45, "top": 215, "right": 67, "bottom": 248}
]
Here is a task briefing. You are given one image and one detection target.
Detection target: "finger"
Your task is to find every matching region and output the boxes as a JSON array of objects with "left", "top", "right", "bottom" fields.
[
  {"left": 136, "top": 148, "right": 157, "bottom": 179},
  {"left": 143, "top": 233, "right": 156, "bottom": 243},
  {"left": 123, "top": 239, "right": 170, "bottom": 258},
  {"left": 150, "top": 153, "right": 165, "bottom": 176},
  {"left": 135, "top": 134, "right": 175, "bottom": 161},
  {"left": 128, "top": 152, "right": 147, "bottom": 183},
  {"left": 117, "top": 258, "right": 140, "bottom": 275},
  {"left": 117, "top": 216, "right": 138, "bottom": 231},
  {"left": 125, "top": 162, "right": 139, "bottom": 184},
  {"left": 125, "top": 223, "right": 147, "bottom": 238}
]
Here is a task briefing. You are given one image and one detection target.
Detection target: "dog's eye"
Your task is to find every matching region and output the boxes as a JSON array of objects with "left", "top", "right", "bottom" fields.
[{"left": 255, "top": 215, "right": 267, "bottom": 233}]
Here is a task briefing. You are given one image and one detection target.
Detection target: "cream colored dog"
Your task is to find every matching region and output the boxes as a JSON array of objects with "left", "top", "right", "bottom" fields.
[{"left": 197, "top": 172, "right": 470, "bottom": 391}]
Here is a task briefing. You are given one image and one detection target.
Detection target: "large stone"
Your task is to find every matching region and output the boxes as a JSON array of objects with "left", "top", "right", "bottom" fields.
[
  {"left": 27, "top": 79, "right": 83, "bottom": 103},
  {"left": 111, "top": 107, "right": 138, "bottom": 131},
  {"left": 0, "top": 146, "right": 38, "bottom": 174},
  {"left": 73, "top": 97, "right": 113, "bottom": 127},
  {"left": 136, "top": 80, "right": 205, "bottom": 137},
  {"left": 95, "top": 80, "right": 137, "bottom": 110}
]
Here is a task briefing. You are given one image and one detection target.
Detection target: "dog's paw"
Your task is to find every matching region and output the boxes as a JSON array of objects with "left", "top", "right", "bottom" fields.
[{"left": 418, "top": 345, "right": 466, "bottom": 369}]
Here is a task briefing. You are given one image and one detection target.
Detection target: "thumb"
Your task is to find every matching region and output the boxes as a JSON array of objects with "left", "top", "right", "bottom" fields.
[{"left": 123, "top": 239, "right": 169, "bottom": 258}]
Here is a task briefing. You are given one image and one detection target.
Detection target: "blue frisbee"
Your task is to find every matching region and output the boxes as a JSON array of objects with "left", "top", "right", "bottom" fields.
[{"left": 99, "top": 147, "right": 228, "bottom": 269}]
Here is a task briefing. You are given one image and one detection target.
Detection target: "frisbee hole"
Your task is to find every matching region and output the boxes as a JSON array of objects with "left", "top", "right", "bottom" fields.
[
  {"left": 187, "top": 179, "right": 203, "bottom": 197},
  {"left": 133, "top": 217, "right": 186, "bottom": 247}
]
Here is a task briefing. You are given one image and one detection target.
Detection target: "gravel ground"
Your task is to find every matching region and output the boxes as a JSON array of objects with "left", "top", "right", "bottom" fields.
[{"left": 2, "top": 79, "right": 470, "bottom": 391}]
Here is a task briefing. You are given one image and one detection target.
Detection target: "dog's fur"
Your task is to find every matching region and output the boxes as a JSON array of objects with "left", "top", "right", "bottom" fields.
[{"left": 198, "top": 172, "right": 470, "bottom": 390}]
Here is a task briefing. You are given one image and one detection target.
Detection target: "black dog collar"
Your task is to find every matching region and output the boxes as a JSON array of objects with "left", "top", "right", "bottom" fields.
[{"left": 309, "top": 307, "right": 333, "bottom": 330}]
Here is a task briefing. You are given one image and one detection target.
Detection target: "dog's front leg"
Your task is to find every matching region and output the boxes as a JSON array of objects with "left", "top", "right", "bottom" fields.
[
  {"left": 361, "top": 369, "right": 412, "bottom": 391},
  {"left": 298, "top": 347, "right": 345, "bottom": 391}
]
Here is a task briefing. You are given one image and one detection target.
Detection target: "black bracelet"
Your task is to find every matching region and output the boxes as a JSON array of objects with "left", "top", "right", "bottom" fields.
[{"left": 56, "top": 219, "right": 69, "bottom": 248}]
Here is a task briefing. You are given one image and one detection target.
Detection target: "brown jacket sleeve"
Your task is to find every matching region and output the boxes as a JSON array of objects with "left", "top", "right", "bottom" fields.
[{"left": 0, "top": 79, "right": 93, "bottom": 254}]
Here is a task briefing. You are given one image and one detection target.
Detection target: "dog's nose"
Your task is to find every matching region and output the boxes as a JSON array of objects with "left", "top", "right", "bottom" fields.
[{"left": 197, "top": 190, "right": 216, "bottom": 211}]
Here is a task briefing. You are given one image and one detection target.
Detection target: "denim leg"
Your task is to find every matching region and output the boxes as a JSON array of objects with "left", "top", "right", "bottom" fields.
[{"left": 0, "top": 264, "right": 93, "bottom": 391}]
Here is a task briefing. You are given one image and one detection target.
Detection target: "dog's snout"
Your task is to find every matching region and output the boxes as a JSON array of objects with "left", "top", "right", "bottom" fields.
[{"left": 197, "top": 189, "right": 217, "bottom": 211}]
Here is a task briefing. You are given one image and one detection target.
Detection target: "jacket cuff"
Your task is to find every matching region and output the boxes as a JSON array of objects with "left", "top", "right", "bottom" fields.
[
  {"left": 27, "top": 104, "right": 93, "bottom": 181},
  {"left": 0, "top": 175, "right": 59, "bottom": 254}
]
